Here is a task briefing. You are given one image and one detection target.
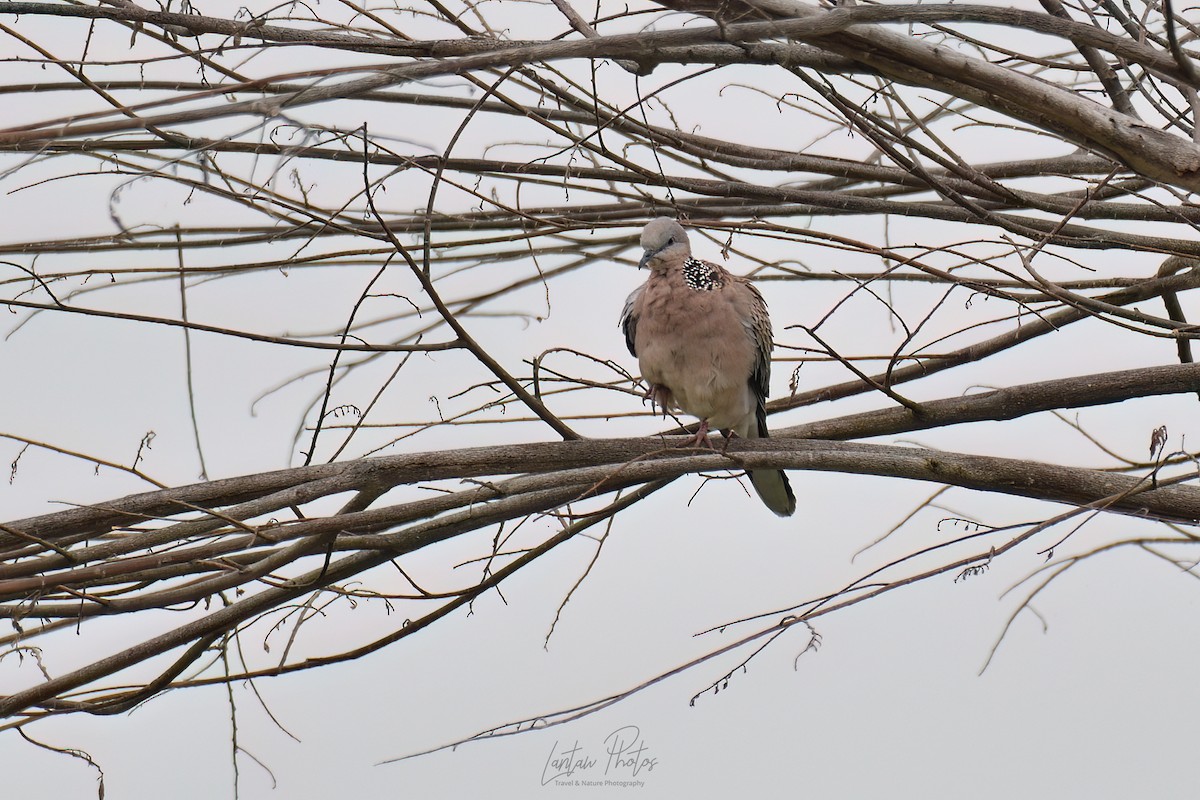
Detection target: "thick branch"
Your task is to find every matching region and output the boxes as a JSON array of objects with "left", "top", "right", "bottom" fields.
[
  {"left": 782, "top": 362, "right": 1200, "bottom": 440},
  {"left": 6, "top": 4, "right": 1200, "bottom": 194}
]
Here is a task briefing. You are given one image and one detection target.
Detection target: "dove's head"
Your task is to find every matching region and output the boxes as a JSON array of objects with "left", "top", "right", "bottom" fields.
[{"left": 638, "top": 217, "right": 690, "bottom": 271}]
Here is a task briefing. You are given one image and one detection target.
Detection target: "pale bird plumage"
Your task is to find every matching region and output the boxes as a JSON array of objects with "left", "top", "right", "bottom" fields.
[{"left": 620, "top": 217, "right": 797, "bottom": 517}]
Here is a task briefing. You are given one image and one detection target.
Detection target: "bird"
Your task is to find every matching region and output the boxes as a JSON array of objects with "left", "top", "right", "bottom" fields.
[{"left": 619, "top": 217, "right": 796, "bottom": 517}]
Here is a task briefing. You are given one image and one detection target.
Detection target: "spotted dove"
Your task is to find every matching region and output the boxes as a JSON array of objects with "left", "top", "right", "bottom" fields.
[{"left": 620, "top": 217, "right": 797, "bottom": 517}]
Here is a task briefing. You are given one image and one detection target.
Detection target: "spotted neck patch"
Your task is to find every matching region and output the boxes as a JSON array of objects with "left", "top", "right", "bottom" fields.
[{"left": 682, "top": 258, "right": 721, "bottom": 291}]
